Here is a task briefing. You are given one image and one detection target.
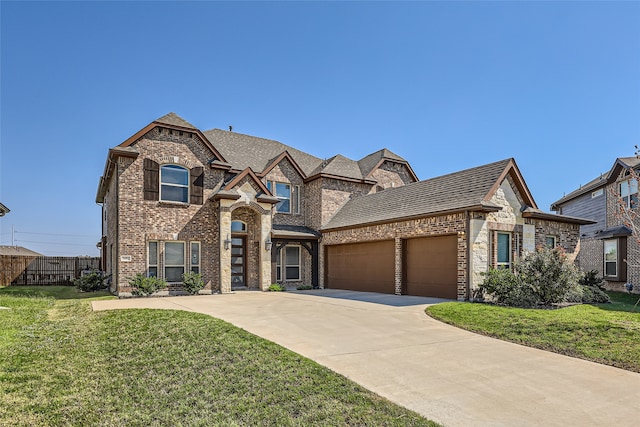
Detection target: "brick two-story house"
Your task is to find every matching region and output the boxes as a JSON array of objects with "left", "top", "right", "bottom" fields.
[
  {"left": 552, "top": 157, "right": 640, "bottom": 293},
  {"left": 97, "top": 113, "right": 591, "bottom": 299}
]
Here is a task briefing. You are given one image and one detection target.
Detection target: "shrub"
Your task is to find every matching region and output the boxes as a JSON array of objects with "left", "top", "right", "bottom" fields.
[
  {"left": 181, "top": 271, "right": 204, "bottom": 295},
  {"left": 296, "top": 284, "right": 313, "bottom": 290},
  {"left": 73, "top": 270, "right": 108, "bottom": 292},
  {"left": 478, "top": 247, "right": 590, "bottom": 308},
  {"left": 477, "top": 268, "right": 537, "bottom": 308},
  {"left": 128, "top": 274, "right": 167, "bottom": 296},
  {"left": 515, "top": 247, "right": 580, "bottom": 306},
  {"left": 580, "top": 270, "right": 605, "bottom": 290},
  {"left": 268, "top": 283, "right": 286, "bottom": 292}
]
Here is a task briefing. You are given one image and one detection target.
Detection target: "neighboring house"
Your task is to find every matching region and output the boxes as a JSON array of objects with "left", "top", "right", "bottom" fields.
[
  {"left": 0, "top": 202, "right": 9, "bottom": 217},
  {"left": 97, "top": 113, "right": 590, "bottom": 299},
  {"left": 552, "top": 157, "right": 640, "bottom": 293}
]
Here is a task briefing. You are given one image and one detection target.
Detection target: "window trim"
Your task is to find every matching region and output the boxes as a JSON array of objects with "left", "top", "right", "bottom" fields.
[
  {"left": 496, "top": 232, "right": 511, "bottom": 269},
  {"left": 619, "top": 178, "right": 638, "bottom": 209},
  {"left": 545, "top": 235, "right": 557, "bottom": 249},
  {"left": 148, "top": 241, "right": 158, "bottom": 278},
  {"left": 603, "top": 237, "right": 627, "bottom": 281},
  {"left": 190, "top": 241, "right": 200, "bottom": 274},
  {"left": 267, "top": 181, "right": 292, "bottom": 214},
  {"left": 160, "top": 164, "right": 190, "bottom": 204},
  {"left": 276, "top": 245, "right": 301, "bottom": 282},
  {"left": 164, "top": 241, "right": 186, "bottom": 283}
]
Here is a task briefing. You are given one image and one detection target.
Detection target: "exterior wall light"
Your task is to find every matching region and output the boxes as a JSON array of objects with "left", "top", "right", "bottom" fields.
[
  {"left": 265, "top": 239, "right": 273, "bottom": 251},
  {"left": 224, "top": 235, "right": 232, "bottom": 250}
]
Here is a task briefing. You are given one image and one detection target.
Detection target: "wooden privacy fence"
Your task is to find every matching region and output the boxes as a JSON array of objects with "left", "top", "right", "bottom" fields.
[{"left": 10, "top": 256, "right": 101, "bottom": 286}]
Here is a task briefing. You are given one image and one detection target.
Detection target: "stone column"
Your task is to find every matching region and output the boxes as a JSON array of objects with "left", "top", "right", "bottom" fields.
[
  {"left": 219, "top": 203, "right": 232, "bottom": 293},
  {"left": 394, "top": 237, "right": 403, "bottom": 295},
  {"left": 259, "top": 210, "right": 272, "bottom": 291}
]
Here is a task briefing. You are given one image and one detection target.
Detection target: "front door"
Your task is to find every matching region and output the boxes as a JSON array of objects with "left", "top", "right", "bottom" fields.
[{"left": 231, "top": 236, "right": 246, "bottom": 288}]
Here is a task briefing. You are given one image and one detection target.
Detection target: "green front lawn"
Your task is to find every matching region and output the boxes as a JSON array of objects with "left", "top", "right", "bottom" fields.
[
  {"left": 0, "top": 286, "right": 437, "bottom": 426},
  {"left": 426, "top": 292, "right": 640, "bottom": 373}
]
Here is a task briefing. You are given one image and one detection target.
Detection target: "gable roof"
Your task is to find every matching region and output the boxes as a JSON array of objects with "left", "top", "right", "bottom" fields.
[
  {"left": 0, "top": 246, "right": 41, "bottom": 257},
  {"left": 203, "top": 129, "right": 324, "bottom": 176},
  {"left": 323, "top": 159, "right": 520, "bottom": 230},
  {"left": 308, "top": 155, "right": 367, "bottom": 181},
  {"left": 551, "top": 156, "right": 640, "bottom": 209},
  {"left": 357, "top": 148, "right": 419, "bottom": 182},
  {"left": 0, "top": 202, "right": 9, "bottom": 217},
  {"left": 322, "top": 158, "right": 551, "bottom": 230}
]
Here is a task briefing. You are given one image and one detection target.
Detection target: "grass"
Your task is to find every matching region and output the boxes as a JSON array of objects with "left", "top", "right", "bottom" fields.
[
  {"left": 426, "top": 291, "right": 640, "bottom": 373},
  {"left": 0, "top": 286, "right": 438, "bottom": 427}
]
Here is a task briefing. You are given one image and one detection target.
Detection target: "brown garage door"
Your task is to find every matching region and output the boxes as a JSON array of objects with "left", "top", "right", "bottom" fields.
[
  {"left": 405, "top": 235, "right": 458, "bottom": 299},
  {"left": 326, "top": 240, "right": 395, "bottom": 294}
]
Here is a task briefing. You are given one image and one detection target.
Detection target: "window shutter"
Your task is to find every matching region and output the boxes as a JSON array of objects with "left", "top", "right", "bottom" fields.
[
  {"left": 190, "top": 166, "right": 204, "bottom": 205},
  {"left": 143, "top": 159, "right": 159, "bottom": 201}
]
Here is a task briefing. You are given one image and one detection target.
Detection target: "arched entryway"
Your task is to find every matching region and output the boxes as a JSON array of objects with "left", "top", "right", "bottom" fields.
[{"left": 230, "top": 207, "right": 261, "bottom": 290}]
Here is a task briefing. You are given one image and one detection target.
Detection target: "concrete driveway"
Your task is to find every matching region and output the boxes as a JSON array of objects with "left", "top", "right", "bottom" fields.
[{"left": 92, "top": 290, "right": 640, "bottom": 427}]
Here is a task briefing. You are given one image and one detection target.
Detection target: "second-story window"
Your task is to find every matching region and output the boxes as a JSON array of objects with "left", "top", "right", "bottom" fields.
[
  {"left": 161, "top": 165, "right": 189, "bottom": 203},
  {"left": 267, "top": 181, "right": 291, "bottom": 213},
  {"left": 620, "top": 178, "right": 638, "bottom": 209}
]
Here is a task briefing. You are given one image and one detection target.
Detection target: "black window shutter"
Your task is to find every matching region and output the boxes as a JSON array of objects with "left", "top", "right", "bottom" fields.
[
  {"left": 143, "top": 159, "right": 159, "bottom": 201},
  {"left": 190, "top": 166, "right": 204, "bottom": 205}
]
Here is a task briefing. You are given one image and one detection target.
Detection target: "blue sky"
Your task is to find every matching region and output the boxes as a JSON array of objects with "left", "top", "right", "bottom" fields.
[{"left": 1, "top": 1, "right": 639, "bottom": 257}]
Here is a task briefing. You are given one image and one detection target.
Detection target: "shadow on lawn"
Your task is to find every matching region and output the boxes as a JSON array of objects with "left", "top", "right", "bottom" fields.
[
  {"left": 592, "top": 291, "right": 640, "bottom": 313},
  {"left": 0, "top": 285, "right": 112, "bottom": 300}
]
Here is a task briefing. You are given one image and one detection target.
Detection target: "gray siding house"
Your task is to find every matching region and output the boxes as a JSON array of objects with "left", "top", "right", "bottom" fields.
[{"left": 552, "top": 157, "right": 640, "bottom": 292}]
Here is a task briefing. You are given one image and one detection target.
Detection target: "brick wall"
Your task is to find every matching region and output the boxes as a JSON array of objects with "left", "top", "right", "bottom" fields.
[
  {"left": 369, "top": 161, "right": 415, "bottom": 192},
  {"left": 322, "top": 212, "right": 468, "bottom": 299},
  {"left": 112, "top": 129, "right": 225, "bottom": 294}
]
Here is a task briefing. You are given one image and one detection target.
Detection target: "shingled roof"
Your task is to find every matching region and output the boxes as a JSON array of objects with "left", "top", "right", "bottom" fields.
[
  {"left": 154, "top": 112, "right": 197, "bottom": 129},
  {"left": 322, "top": 158, "right": 519, "bottom": 230},
  {"left": 203, "top": 129, "right": 324, "bottom": 176},
  {"left": 309, "top": 155, "right": 366, "bottom": 181},
  {"left": 551, "top": 156, "right": 640, "bottom": 209}
]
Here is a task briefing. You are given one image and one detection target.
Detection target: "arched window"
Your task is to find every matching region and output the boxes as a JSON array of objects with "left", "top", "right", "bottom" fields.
[
  {"left": 160, "top": 165, "right": 189, "bottom": 203},
  {"left": 231, "top": 221, "right": 247, "bottom": 232}
]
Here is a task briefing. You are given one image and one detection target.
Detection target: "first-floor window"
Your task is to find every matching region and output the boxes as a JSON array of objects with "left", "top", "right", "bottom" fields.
[
  {"left": 190, "top": 242, "right": 200, "bottom": 274},
  {"left": 497, "top": 232, "right": 511, "bottom": 269},
  {"left": 148, "top": 241, "right": 158, "bottom": 277},
  {"left": 276, "top": 245, "right": 300, "bottom": 281},
  {"left": 604, "top": 239, "right": 618, "bottom": 277},
  {"left": 545, "top": 236, "right": 557, "bottom": 249},
  {"left": 165, "top": 242, "right": 185, "bottom": 282}
]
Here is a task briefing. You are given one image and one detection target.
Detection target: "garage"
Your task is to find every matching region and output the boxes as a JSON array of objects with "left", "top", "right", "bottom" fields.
[
  {"left": 405, "top": 235, "right": 458, "bottom": 299},
  {"left": 325, "top": 240, "right": 395, "bottom": 294}
]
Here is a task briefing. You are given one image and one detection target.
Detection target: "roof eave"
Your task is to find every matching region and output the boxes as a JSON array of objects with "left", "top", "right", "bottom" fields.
[
  {"left": 304, "top": 173, "right": 377, "bottom": 185},
  {"left": 322, "top": 205, "right": 498, "bottom": 232},
  {"left": 522, "top": 210, "right": 596, "bottom": 225},
  {"left": 96, "top": 148, "right": 140, "bottom": 203}
]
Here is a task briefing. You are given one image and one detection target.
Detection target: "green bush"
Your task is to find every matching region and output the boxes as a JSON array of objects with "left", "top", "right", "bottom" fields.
[
  {"left": 268, "top": 283, "right": 286, "bottom": 292},
  {"left": 478, "top": 247, "right": 592, "bottom": 308},
  {"left": 515, "top": 247, "right": 580, "bottom": 306},
  {"left": 128, "top": 274, "right": 167, "bottom": 296},
  {"left": 296, "top": 284, "right": 313, "bottom": 290},
  {"left": 181, "top": 271, "right": 204, "bottom": 295},
  {"left": 477, "top": 268, "right": 537, "bottom": 308},
  {"left": 73, "top": 271, "right": 108, "bottom": 292}
]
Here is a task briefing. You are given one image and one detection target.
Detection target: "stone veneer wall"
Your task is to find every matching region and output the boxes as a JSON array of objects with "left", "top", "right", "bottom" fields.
[{"left": 321, "top": 213, "right": 468, "bottom": 299}]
